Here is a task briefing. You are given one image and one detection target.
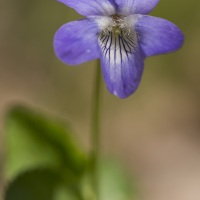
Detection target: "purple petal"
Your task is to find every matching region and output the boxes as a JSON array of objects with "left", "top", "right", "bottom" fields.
[
  {"left": 115, "top": 0, "right": 159, "bottom": 15},
  {"left": 134, "top": 15, "right": 184, "bottom": 57},
  {"left": 58, "top": 0, "right": 116, "bottom": 16},
  {"left": 98, "top": 31, "right": 144, "bottom": 98},
  {"left": 131, "top": 0, "right": 160, "bottom": 14},
  {"left": 54, "top": 19, "right": 100, "bottom": 65}
]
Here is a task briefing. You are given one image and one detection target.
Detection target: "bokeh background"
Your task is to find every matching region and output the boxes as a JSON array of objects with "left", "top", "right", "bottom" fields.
[{"left": 1, "top": 0, "right": 200, "bottom": 199}]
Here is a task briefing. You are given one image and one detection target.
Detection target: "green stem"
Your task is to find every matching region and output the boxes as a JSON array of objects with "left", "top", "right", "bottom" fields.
[{"left": 90, "top": 60, "right": 102, "bottom": 200}]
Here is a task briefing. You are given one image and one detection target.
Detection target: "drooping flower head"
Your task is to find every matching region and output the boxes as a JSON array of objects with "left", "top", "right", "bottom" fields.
[{"left": 54, "top": 0, "right": 184, "bottom": 98}]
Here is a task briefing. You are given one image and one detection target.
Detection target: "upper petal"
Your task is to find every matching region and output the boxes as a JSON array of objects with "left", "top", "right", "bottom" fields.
[
  {"left": 98, "top": 29, "right": 144, "bottom": 98},
  {"left": 58, "top": 0, "right": 116, "bottom": 16},
  {"left": 115, "top": 0, "right": 160, "bottom": 15},
  {"left": 54, "top": 19, "right": 100, "bottom": 65},
  {"left": 134, "top": 15, "right": 184, "bottom": 57}
]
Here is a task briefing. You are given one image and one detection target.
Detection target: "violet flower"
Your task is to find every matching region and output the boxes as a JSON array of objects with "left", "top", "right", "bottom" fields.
[{"left": 54, "top": 0, "right": 184, "bottom": 98}]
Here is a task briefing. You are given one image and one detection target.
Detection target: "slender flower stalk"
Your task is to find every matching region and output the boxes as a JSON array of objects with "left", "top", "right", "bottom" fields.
[{"left": 90, "top": 60, "right": 102, "bottom": 200}]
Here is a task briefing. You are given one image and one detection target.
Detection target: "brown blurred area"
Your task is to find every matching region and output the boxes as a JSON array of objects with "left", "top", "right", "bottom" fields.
[{"left": 1, "top": 0, "right": 200, "bottom": 199}]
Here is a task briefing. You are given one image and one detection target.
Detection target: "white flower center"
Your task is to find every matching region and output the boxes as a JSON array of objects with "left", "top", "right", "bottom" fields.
[
  {"left": 102, "top": 14, "right": 131, "bottom": 36},
  {"left": 96, "top": 14, "right": 138, "bottom": 65}
]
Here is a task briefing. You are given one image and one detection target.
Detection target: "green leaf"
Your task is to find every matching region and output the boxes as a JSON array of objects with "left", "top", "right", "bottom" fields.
[
  {"left": 5, "top": 169, "right": 79, "bottom": 200},
  {"left": 53, "top": 182, "right": 79, "bottom": 200},
  {"left": 82, "top": 159, "right": 137, "bottom": 200},
  {"left": 99, "top": 159, "right": 137, "bottom": 200},
  {"left": 5, "top": 105, "right": 86, "bottom": 181}
]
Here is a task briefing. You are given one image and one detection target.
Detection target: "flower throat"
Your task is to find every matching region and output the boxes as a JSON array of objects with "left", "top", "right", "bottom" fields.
[
  {"left": 111, "top": 14, "right": 128, "bottom": 36},
  {"left": 98, "top": 14, "right": 137, "bottom": 58},
  {"left": 99, "top": 14, "right": 131, "bottom": 37}
]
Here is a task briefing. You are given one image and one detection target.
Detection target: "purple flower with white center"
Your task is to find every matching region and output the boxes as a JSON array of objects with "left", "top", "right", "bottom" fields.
[{"left": 54, "top": 0, "right": 184, "bottom": 98}]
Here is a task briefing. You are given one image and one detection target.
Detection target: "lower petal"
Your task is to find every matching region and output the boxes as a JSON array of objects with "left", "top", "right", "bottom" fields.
[
  {"left": 98, "top": 30, "right": 144, "bottom": 98},
  {"left": 54, "top": 19, "right": 100, "bottom": 65},
  {"left": 134, "top": 15, "right": 184, "bottom": 57}
]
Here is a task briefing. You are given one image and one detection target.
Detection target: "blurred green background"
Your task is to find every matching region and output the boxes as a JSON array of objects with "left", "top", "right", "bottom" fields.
[{"left": 1, "top": 0, "right": 200, "bottom": 199}]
